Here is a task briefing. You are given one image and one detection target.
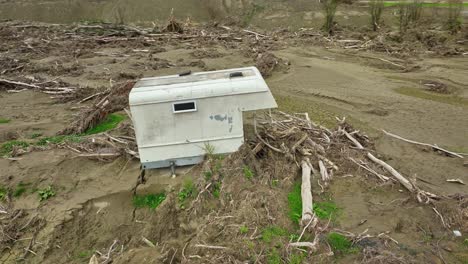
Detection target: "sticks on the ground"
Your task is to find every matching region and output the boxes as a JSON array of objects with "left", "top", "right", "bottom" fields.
[
  {"left": 382, "top": 130, "right": 463, "bottom": 159},
  {"left": 349, "top": 157, "right": 389, "bottom": 182}
]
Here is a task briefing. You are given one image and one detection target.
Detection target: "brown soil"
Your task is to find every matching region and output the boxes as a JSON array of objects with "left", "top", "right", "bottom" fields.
[{"left": 0, "top": 20, "right": 467, "bottom": 264}]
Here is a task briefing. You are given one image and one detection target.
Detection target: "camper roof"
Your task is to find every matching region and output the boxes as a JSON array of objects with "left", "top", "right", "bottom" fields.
[
  {"left": 134, "top": 67, "right": 257, "bottom": 88},
  {"left": 129, "top": 66, "right": 270, "bottom": 105}
]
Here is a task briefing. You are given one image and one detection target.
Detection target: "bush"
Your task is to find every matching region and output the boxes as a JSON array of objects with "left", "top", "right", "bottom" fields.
[
  {"left": 322, "top": 0, "right": 338, "bottom": 34},
  {"left": 397, "top": 0, "right": 423, "bottom": 33},
  {"left": 446, "top": 0, "right": 463, "bottom": 34},
  {"left": 369, "top": 0, "right": 384, "bottom": 31}
]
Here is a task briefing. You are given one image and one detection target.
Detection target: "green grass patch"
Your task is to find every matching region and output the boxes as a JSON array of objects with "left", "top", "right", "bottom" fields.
[
  {"left": 13, "top": 182, "right": 30, "bottom": 197},
  {"left": 239, "top": 226, "right": 249, "bottom": 234},
  {"left": 327, "top": 232, "right": 359, "bottom": 254},
  {"left": 383, "top": 1, "right": 468, "bottom": 7},
  {"left": 243, "top": 165, "right": 254, "bottom": 180},
  {"left": 394, "top": 87, "right": 468, "bottom": 108},
  {"left": 266, "top": 248, "right": 281, "bottom": 264},
  {"left": 36, "top": 135, "right": 82, "bottom": 146},
  {"left": 288, "top": 183, "right": 340, "bottom": 224},
  {"left": 262, "top": 226, "right": 288, "bottom": 243},
  {"left": 212, "top": 182, "right": 221, "bottom": 198},
  {"left": 0, "top": 118, "right": 10, "bottom": 124},
  {"left": 133, "top": 193, "right": 166, "bottom": 209},
  {"left": 0, "top": 186, "right": 7, "bottom": 200},
  {"left": 75, "top": 250, "right": 94, "bottom": 259},
  {"left": 0, "top": 140, "right": 29, "bottom": 156},
  {"left": 288, "top": 182, "right": 303, "bottom": 224},
  {"left": 30, "top": 133, "right": 42, "bottom": 139},
  {"left": 178, "top": 179, "right": 195, "bottom": 209},
  {"left": 38, "top": 186, "right": 56, "bottom": 201},
  {"left": 84, "top": 113, "right": 126, "bottom": 135},
  {"left": 314, "top": 201, "right": 339, "bottom": 220},
  {"left": 290, "top": 253, "right": 306, "bottom": 264}
]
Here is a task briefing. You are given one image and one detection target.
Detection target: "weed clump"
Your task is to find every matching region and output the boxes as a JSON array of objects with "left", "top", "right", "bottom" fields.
[
  {"left": 243, "top": 165, "right": 254, "bottom": 180},
  {"left": 133, "top": 193, "right": 166, "bottom": 209},
  {"left": 0, "top": 140, "right": 29, "bottom": 156},
  {"left": 262, "top": 226, "right": 287, "bottom": 243},
  {"left": 327, "top": 232, "right": 358, "bottom": 254},
  {"left": 13, "top": 182, "right": 29, "bottom": 197},
  {"left": 178, "top": 179, "right": 195, "bottom": 209},
  {"left": 38, "top": 186, "right": 56, "bottom": 201},
  {"left": 0, "top": 118, "right": 10, "bottom": 124}
]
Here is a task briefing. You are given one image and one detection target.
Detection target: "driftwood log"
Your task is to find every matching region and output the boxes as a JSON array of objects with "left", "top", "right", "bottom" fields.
[{"left": 300, "top": 158, "right": 317, "bottom": 227}]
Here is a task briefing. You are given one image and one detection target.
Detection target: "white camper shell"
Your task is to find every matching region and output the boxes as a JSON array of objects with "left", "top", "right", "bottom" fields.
[{"left": 129, "top": 66, "right": 277, "bottom": 169}]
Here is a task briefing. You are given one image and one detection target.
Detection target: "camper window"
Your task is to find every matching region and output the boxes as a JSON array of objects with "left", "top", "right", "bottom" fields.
[{"left": 173, "top": 101, "right": 197, "bottom": 113}]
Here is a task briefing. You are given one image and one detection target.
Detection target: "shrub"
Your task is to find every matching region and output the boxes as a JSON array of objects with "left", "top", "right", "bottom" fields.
[
  {"left": 446, "top": 0, "right": 463, "bottom": 34},
  {"left": 369, "top": 0, "right": 384, "bottom": 31},
  {"left": 322, "top": 0, "right": 338, "bottom": 34}
]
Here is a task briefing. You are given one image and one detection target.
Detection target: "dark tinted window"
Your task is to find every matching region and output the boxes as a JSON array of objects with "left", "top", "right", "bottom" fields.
[{"left": 173, "top": 102, "right": 196, "bottom": 112}]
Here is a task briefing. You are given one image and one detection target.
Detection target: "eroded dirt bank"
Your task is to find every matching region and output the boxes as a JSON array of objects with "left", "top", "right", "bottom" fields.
[{"left": 0, "top": 21, "right": 467, "bottom": 263}]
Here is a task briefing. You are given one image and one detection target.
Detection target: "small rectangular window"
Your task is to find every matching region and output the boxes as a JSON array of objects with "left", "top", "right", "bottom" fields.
[{"left": 173, "top": 101, "right": 196, "bottom": 113}]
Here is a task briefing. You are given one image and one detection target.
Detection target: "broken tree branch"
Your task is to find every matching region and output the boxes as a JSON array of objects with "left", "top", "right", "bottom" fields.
[{"left": 382, "top": 130, "right": 463, "bottom": 159}]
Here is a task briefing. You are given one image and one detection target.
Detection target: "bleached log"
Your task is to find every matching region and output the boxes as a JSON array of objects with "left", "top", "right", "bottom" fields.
[
  {"left": 0, "top": 78, "right": 41, "bottom": 89},
  {"left": 318, "top": 160, "right": 330, "bottom": 182},
  {"left": 367, "top": 153, "right": 414, "bottom": 192},
  {"left": 305, "top": 138, "right": 325, "bottom": 154},
  {"left": 382, "top": 130, "right": 463, "bottom": 159},
  {"left": 348, "top": 157, "right": 389, "bottom": 182},
  {"left": 301, "top": 159, "right": 316, "bottom": 226},
  {"left": 343, "top": 130, "right": 364, "bottom": 149}
]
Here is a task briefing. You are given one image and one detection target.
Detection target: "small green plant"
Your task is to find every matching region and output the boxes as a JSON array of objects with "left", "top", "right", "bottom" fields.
[
  {"left": 133, "top": 193, "right": 166, "bottom": 209},
  {"left": 178, "top": 179, "right": 195, "bottom": 208},
  {"left": 327, "top": 232, "right": 358, "bottom": 254},
  {"left": 239, "top": 226, "right": 249, "bottom": 234},
  {"left": 36, "top": 135, "right": 81, "bottom": 146},
  {"left": 271, "top": 179, "right": 279, "bottom": 187},
  {"left": 0, "top": 186, "right": 7, "bottom": 200},
  {"left": 212, "top": 182, "right": 221, "bottom": 198},
  {"left": 203, "top": 142, "right": 216, "bottom": 159},
  {"left": 204, "top": 170, "right": 212, "bottom": 181},
  {"left": 262, "top": 226, "right": 288, "bottom": 243},
  {"left": 38, "top": 186, "right": 56, "bottom": 201},
  {"left": 0, "top": 140, "right": 29, "bottom": 156},
  {"left": 84, "top": 114, "right": 125, "bottom": 135},
  {"left": 13, "top": 182, "right": 29, "bottom": 197},
  {"left": 243, "top": 165, "right": 254, "bottom": 180},
  {"left": 76, "top": 250, "right": 94, "bottom": 259},
  {"left": 30, "top": 133, "right": 42, "bottom": 139},
  {"left": 369, "top": 0, "right": 384, "bottom": 31},
  {"left": 321, "top": 0, "right": 338, "bottom": 34},
  {"left": 0, "top": 118, "right": 10, "bottom": 124},
  {"left": 287, "top": 183, "right": 302, "bottom": 224},
  {"left": 266, "top": 248, "right": 281, "bottom": 264}
]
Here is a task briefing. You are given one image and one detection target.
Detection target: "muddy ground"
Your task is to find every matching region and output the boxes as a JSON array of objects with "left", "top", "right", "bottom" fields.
[{"left": 0, "top": 18, "right": 467, "bottom": 264}]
